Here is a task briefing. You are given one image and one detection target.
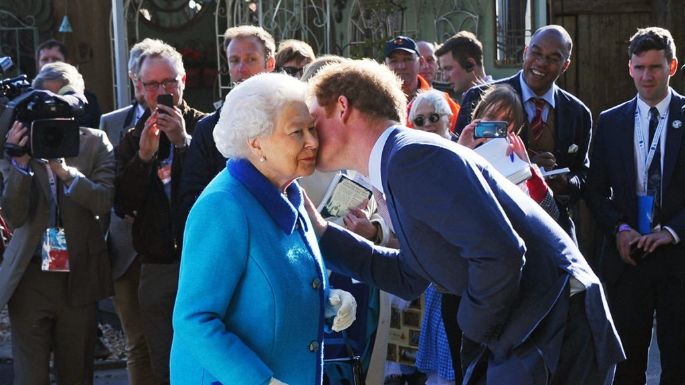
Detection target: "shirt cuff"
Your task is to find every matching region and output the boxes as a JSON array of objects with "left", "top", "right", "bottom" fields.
[
  {"left": 663, "top": 226, "right": 680, "bottom": 244},
  {"left": 11, "top": 158, "right": 32, "bottom": 176},
  {"left": 62, "top": 167, "right": 81, "bottom": 195}
]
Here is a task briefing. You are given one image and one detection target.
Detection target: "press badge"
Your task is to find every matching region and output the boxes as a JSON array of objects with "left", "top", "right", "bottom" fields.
[
  {"left": 157, "top": 158, "right": 172, "bottom": 186},
  {"left": 41, "top": 227, "right": 70, "bottom": 272},
  {"left": 637, "top": 193, "right": 655, "bottom": 235}
]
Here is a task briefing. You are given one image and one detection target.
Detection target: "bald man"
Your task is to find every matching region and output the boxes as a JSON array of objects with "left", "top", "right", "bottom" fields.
[{"left": 457, "top": 25, "right": 591, "bottom": 244}]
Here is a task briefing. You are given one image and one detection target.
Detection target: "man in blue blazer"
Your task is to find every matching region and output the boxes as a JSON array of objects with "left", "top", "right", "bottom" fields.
[
  {"left": 307, "top": 59, "right": 624, "bottom": 385},
  {"left": 457, "top": 25, "right": 591, "bottom": 243},
  {"left": 586, "top": 27, "right": 685, "bottom": 385}
]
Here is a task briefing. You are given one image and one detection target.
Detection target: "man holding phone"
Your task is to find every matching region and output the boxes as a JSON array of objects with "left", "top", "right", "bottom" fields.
[{"left": 114, "top": 39, "right": 205, "bottom": 385}]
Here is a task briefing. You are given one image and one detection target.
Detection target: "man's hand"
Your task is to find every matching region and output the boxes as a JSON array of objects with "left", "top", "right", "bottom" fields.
[
  {"left": 156, "top": 104, "right": 188, "bottom": 148},
  {"left": 138, "top": 112, "right": 161, "bottom": 162},
  {"left": 48, "top": 158, "right": 73, "bottom": 182},
  {"left": 546, "top": 173, "right": 569, "bottom": 195},
  {"left": 616, "top": 227, "right": 642, "bottom": 266},
  {"left": 530, "top": 151, "right": 556, "bottom": 170},
  {"left": 635, "top": 229, "right": 674, "bottom": 254},
  {"left": 6, "top": 121, "right": 30, "bottom": 167},
  {"left": 342, "top": 200, "right": 376, "bottom": 240}
]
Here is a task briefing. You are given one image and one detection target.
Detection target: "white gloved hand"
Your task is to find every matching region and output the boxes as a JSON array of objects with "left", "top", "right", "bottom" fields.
[
  {"left": 269, "top": 377, "right": 288, "bottom": 385},
  {"left": 325, "top": 288, "right": 357, "bottom": 332}
]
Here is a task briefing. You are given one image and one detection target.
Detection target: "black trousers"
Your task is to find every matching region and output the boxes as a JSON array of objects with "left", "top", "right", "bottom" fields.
[
  {"left": 440, "top": 293, "right": 463, "bottom": 382},
  {"left": 606, "top": 254, "right": 685, "bottom": 385}
]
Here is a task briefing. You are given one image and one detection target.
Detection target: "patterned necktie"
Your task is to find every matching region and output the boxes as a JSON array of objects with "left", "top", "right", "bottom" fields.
[
  {"left": 647, "top": 107, "right": 662, "bottom": 215},
  {"left": 529, "top": 98, "right": 546, "bottom": 140}
]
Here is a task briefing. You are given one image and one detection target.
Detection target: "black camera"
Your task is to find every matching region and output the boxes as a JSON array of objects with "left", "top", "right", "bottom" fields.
[{"left": 0, "top": 56, "right": 82, "bottom": 159}]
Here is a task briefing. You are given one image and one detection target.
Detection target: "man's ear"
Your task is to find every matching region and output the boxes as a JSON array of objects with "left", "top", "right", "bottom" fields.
[
  {"left": 266, "top": 56, "right": 276, "bottom": 73},
  {"left": 561, "top": 58, "right": 571, "bottom": 74},
  {"left": 338, "top": 95, "right": 351, "bottom": 123},
  {"left": 465, "top": 58, "right": 476, "bottom": 72},
  {"left": 668, "top": 58, "right": 679, "bottom": 76}
]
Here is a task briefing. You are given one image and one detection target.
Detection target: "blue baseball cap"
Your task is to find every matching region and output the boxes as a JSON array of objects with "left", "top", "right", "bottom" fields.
[{"left": 384, "top": 36, "right": 419, "bottom": 58}]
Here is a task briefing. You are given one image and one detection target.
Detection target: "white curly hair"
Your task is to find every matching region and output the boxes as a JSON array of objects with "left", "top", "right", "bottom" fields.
[{"left": 214, "top": 72, "right": 307, "bottom": 159}]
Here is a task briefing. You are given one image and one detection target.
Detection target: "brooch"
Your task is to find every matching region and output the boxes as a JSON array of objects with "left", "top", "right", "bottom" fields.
[{"left": 672, "top": 120, "right": 682, "bottom": 129}]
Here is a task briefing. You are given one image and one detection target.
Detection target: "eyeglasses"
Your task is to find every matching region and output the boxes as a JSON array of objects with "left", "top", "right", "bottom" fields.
[
  {"left": 140, "top": 78, "right": 179, "bottom": 91},
  {"left": 413, "top": 113, "right": 441, "bottom": 127},
  {"left": 279, "top": 66, "right": 304, "bottom": 78}
]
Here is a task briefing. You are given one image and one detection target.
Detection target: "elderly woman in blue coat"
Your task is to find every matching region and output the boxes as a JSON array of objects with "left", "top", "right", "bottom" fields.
[{"left": 170, "top": 72, "right": 356, "bottom": 385}]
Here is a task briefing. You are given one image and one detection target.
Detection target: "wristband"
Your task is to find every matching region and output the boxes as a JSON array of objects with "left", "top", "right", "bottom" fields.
[{"left": 616, "top": 223, "right": 632, "bottom": 234}]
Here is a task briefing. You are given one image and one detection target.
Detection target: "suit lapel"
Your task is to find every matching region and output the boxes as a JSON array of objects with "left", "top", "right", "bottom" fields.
[
  {"left": 620, "top": 98, "right": 638, "bottom": 200},
  {"left": 663, "top": 90, "right": 685, "bottom": 189},
  {"left": 553, "top": 89, "right": 574, "bottom": 155}
]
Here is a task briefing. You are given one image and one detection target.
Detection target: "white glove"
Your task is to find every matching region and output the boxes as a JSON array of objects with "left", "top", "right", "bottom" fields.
[
  {"left": 269, "top": 378, "right": 288, "bottom": 385},
  {"left": 325, "top": 288, "right": 357, "bottom": 332}
]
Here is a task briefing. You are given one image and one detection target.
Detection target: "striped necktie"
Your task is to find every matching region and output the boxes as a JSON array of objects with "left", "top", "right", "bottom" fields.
[{"left": 530, "top": 98, "right": 546, "bottom": 140}]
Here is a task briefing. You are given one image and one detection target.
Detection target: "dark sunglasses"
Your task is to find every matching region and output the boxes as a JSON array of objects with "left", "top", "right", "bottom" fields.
[
  {"left": 413, "top": 113, "right": 441, "bottom": 127},
  {"left": 279, "top": 66, "right": 304, "bottom": 77}
]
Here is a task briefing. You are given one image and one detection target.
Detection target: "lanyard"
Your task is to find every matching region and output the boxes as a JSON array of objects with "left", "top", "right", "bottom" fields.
[
  {"left": 44, "top": 163, "right": 63, "bottom": 227},
  {"left": 635, "top": 107, "right": 667, "bottom": 192}
]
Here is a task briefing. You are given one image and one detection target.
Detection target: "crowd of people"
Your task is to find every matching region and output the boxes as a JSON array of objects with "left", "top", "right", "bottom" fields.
[{"left": 0, "top": 20, "right": 683, "bottom": 385}]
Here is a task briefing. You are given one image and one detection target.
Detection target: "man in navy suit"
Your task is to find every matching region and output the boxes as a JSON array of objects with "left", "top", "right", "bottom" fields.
[
  {"left": 307, "top": 59, "right": 623, "bottom": 385},
  {"left": 457, "top": 25, "right": 590, "bottom": 242},
  {"left": 586, "top": 27, "right": 685, "bottom": 385}
]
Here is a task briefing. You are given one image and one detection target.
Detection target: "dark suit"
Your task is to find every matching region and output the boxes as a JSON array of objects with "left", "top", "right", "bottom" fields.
[
  {"left": 457, "top": 72, "right": 592, "bottom": 241},
  {"left": 320, "top": 128, "right": 623, "bottom": 385},
  {"left": 586, "top": 90, "right": 685, "bottom": 385},
  {"left": 0, "top": 127, "right": 114, "bottom": 384}
]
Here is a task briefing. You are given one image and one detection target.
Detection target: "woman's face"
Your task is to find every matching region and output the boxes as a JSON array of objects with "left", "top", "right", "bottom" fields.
[
  {"left": 481, "top": 103, "right": 517, "bottom": 134},
  {"left": 257, "top": 101, "right": 318, "bottom": 190},
  {"left": 413, "top": 102, "right": 450, "bottom": 139}
]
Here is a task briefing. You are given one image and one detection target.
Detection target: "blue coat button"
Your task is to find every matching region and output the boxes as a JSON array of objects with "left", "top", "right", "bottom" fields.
[{"left": 308, "top": 341, "right": 319, "bottom": 352}]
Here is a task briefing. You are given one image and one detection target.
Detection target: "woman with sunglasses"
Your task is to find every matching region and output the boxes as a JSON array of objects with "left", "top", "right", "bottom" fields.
[{"left": 408, "top": 89, "right": 457, "bottom": 141}]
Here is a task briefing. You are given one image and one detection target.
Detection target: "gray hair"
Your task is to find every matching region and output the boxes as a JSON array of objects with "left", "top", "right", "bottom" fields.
[
  {"left": 215, "top": 72, "right": 307, "bottom": 159},
  {"left": 128, "top": 38, "right": 158, "bottom": 78},
  {"left": 409, "top": 89, "right": 452, "bottom": 121},
  {"left": 136, "top": 39, "right": 185, "bottom": 78},
  {"left": 32, "top": 61, "right": 85, "bottom": 94}
]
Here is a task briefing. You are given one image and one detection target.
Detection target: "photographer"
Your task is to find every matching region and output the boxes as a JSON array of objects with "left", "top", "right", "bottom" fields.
[{"left": 0, "top": 61, "right": 114, "bottom": 384}]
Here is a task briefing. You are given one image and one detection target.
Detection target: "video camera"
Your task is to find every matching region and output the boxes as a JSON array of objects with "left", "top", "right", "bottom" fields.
[{"left": 0, "top": 56, "right": 82, "bottom": 159}]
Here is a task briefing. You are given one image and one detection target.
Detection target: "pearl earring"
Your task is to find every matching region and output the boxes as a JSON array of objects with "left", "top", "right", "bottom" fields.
[{"left": 259, "top": 156, "right": 266, "bottom": 162}]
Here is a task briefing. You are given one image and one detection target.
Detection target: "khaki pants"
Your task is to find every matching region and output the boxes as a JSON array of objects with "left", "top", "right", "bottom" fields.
[
  {"left": 112, "top": 257, "right": 156, "bottom": 385},
  {"left": 8, "top": 261, "right": 96, "bottom": 385}
]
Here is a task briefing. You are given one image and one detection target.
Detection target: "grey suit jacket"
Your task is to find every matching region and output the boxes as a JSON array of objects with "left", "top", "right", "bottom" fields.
[
  {"left": 0, "top": 127, "right": 115, "bottom": 308},
  {"left": 100, "top": 104, "right": 138, "bottom": 279}
]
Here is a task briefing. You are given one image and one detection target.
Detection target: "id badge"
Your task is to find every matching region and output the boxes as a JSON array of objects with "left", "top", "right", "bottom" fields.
[
  {"left": 41, "top": 227, "right": 70, "bottom": 272},
  {"left": 637, "top": 193, "right": 655, "bottom": 235},
  {"left": 157, "top": 159, "right": 172, "bottom": 186}
]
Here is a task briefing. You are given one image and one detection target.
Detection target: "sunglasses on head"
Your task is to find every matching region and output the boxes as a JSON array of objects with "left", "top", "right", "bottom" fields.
[{"left": 413, "top": 113, "right": 441, "bottom": 127}]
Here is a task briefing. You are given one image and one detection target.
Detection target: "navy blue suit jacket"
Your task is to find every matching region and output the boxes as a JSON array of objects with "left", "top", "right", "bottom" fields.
[
  {"left": 457, "top": 72, "right": 591, "bottom": 238},
  {"left": 320, "top": 128, "right": 623, "bottom": 383},
  {"left": 586, "top": 90, "right": 685, "bottom": 284}
]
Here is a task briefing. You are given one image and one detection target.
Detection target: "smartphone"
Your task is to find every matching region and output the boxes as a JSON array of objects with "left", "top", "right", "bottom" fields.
[
  {"left": 474, "top": 121, "right": 508, "bottom": 139},
  {"left": 156, "top": 94, "right": 173, "bottom": 114}
]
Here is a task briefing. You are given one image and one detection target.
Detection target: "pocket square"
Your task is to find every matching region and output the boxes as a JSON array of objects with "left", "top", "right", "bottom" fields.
[{"left": 567, "top": 144, "right": 579, "bottom": 154}]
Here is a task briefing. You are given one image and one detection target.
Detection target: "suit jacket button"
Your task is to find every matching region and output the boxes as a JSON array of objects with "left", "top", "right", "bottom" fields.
[
  {"left": 311, "top": 278, "right": 321, "bottom": 289},
  {"left": 308, "top": 341, "right": 319, "bottom": 352}
]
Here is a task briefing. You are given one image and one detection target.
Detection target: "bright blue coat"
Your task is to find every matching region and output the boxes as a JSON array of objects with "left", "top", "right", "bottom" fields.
[{"left": 171, "top": 159, "right": 329, "bottom": 385}]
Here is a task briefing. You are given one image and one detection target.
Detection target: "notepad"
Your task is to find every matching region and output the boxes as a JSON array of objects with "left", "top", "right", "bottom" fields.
[
  {"left": 473, "top": 138, "right": 532, "bottom": 185},
  {"left": 317, "top": 173, "right": 373, "bottom": 219}
]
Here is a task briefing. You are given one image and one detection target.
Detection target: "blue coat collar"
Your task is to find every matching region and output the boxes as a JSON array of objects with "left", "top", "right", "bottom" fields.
[{"left": 228, "top": 158, "right": 306, "bottom": 234}]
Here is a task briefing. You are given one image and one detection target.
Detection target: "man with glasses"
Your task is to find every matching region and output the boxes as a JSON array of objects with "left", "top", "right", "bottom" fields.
[
  {"left": 178, "top": 25, "right": 275, "bottom": 245},
  {"left": 114, "top": 39, "right": 205, "bottom": 385}
]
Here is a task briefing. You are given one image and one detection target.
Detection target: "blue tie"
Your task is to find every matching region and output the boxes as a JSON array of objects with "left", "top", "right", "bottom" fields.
[{"left": 647, "top": 107, "right": 661, "bottom": 221}]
